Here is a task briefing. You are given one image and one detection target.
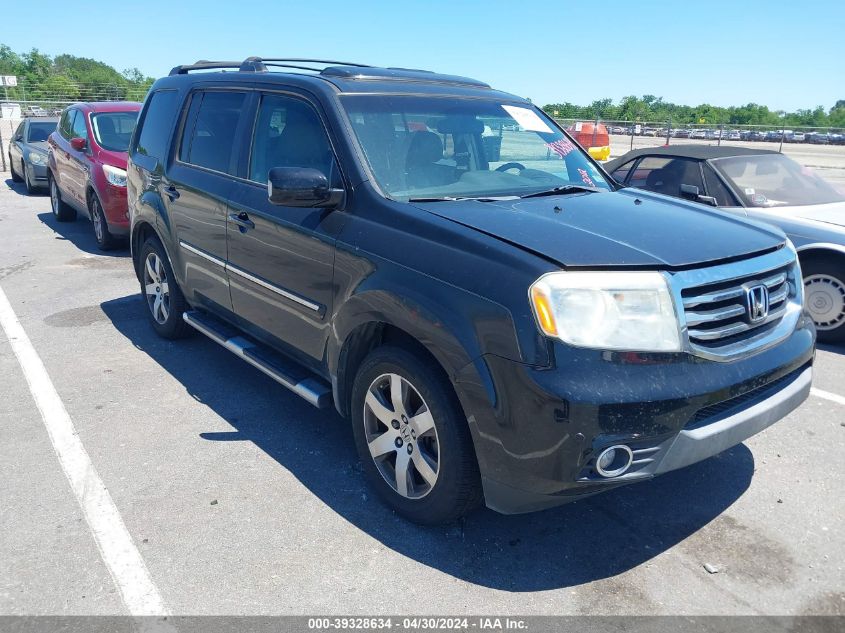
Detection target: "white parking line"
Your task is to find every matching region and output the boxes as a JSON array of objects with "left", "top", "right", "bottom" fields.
[
  {"left": 0, "top": 285, "right": 172, "bottom": 619},
  {"left": 811, "top": 387, "right": 845, "bottom": 406}
]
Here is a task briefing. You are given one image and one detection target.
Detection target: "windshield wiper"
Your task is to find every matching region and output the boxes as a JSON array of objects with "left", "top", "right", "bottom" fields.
[
  {"left": 408, "top": 195, "right": 519, "bottom": 203},
  {"left": 520, "top": 185, "right": 601, "bottom": 199}
]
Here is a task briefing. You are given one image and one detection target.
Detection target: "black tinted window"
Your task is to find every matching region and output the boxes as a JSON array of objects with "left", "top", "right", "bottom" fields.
[
  {"left": 249, "top": 94, "right": 335, "bottom": 184},
  {"left": 136, "top": 90, "right": 179, "bottom": 161},
  {"left": 179, "top": 91, "right": 245, "bottom": 174}
]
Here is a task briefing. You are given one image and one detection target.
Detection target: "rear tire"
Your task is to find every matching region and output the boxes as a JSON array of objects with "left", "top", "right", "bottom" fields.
[
  {"left": 90, "top": 194, "right": 119, "bottom": 251},
  {"left": 139, "top": 236, "right": 192, "bottom": 340},
  {"left": 350, "top": 345, "right": 482, "bottom": 524},
  {"left": 10, "top": 156, "right": 23, "bottom": 182},
  {"left": 802, "top": 258, "right": 845, "bottom": 344},
  {"left": 49, "top": 174, "right": 76, "bottom": 222}
]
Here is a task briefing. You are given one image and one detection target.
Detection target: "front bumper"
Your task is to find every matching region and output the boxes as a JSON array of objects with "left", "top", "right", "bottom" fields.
[
  {"left": 26, "top": 163, "right": 49, "bottom": 183},
  {"left": 455, "top": 317, "right": 815, "bottom": 514}
]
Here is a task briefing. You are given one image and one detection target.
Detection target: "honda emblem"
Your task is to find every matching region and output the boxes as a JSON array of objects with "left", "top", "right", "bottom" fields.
[{"left": 745, "top": 284, "right": 769, "bottom": 323}]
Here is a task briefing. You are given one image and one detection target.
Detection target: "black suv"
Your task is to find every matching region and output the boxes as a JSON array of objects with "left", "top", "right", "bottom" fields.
[{"left": 127, "top": 57, "right": 815, "bottom": 524}]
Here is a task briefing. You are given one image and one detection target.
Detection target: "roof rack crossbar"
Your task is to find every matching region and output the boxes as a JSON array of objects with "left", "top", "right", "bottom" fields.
[
  {"left": 169, "top": 61, "right": 245, "bottom": 76},
  {"left": 258, "top": 58, "right": 371, "bottom": 68}
]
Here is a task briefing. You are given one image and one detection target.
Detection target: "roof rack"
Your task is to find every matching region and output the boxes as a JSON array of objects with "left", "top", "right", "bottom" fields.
[
  {"left": 169, "top": 57, "right": 371, "bottom": 76},
  {"left": 166, "top": 56, "right": 490, "bottom": 89}
]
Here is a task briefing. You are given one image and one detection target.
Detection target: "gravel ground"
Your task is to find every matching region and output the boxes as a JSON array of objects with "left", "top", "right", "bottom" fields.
[{"left": 0, "top": 179, "right": 843, "bottom": 619}]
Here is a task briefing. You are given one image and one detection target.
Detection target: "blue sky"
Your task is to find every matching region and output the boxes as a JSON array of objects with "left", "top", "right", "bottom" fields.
[{"left": 5, "top": 0, "right": 844, "bottom": 111}]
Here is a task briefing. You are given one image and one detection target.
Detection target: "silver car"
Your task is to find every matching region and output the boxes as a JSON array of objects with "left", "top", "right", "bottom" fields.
[{"left": 606, "top": 145, "right": 845, "bottom": 343}]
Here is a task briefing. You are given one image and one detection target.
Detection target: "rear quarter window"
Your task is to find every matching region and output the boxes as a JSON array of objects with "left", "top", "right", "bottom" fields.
[{"left": 134, "top": 90, "right": 180, "bottom": 163}]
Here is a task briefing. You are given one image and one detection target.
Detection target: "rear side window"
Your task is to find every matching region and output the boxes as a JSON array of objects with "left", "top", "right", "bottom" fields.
[
  {"left": 179, "top": 91, "right": 246, "bottom": 175},
  {"left": 610, "top": 159, "right": 635, "bottom": 183},
  {"left": 633, "top": 156, "right": 704, "bottom": 197},
  {"left": 136, "top": 90, "right": 179, "bottom": 161}
]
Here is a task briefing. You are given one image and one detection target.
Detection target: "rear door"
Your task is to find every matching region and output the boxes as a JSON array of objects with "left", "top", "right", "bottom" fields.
[
  {"left": 9, "top": 121, "right": 24, "bottom": 168},
  {"left": 51, "top": 108, "right": 75, "bottom": 192},
  {"left": 64, "top": 109, "right": 91, "bottom": 210},
  {"left": 163, "top": 88, "right": 251, "bottom": 314},
  {"left": 225, "top": 90, "right": 345, "bottom": 364}
]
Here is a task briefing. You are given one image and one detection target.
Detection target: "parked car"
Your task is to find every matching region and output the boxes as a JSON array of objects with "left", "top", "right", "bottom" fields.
[
  {"left": 807, "top": 132, "right": 830, "bottom": 145},
  {"left": 23, "top": 104, "right": 50, "bottom": 117},
  {"left": 744, "top": 130, "right": 767, "bottom": 142},
  {"left": 673, "top": 129, "right": 691, "bottom": 138},
  {"left": 607, "top": 145, "right": 845, "bottom": 342},
  {"left": 8, "top": 116, "right": 58, "bottom": 193},
  {"left": 47, "top": 101, "right": 141, "bottom": 249},
  {"left": 727, "top": 130, "right": 741, "bottom": 141},
  {"left": 127, "top": 57, "right": 813, "bottom": 524}
]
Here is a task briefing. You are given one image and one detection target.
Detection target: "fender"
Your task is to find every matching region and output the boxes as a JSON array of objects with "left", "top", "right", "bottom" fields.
[
  {"left": 130, "top": 190, "right": 179, "bottom": 285},
  {"left": 796, "top": 242, "right": 845, "bottom": 258}
]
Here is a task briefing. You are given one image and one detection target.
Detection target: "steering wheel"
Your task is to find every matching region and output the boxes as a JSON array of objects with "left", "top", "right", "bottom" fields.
[{"left": 496, "top": 162, "right": 526, "bottom": 173}]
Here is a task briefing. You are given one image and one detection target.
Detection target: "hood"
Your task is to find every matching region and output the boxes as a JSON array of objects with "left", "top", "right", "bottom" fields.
[
  {"left": 28, "top": 141, "right": 49, "bottom": 153},
  {"left": 95, "top": 147, "right": 129, "bottom": 170},
  {"left": 413, "top": 188, "right": 785, "bottom": 268},
  {"left": 766, "top": 200, "right": 845, "bottom": 228}
]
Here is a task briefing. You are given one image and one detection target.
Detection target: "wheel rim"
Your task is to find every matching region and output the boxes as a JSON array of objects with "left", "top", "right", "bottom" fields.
[
  {"left": 50, "top": 180, "right": 59, "bottom": 215},
  {"left": 363, "top": 372, "right": 440, "bottom": 499},
  {"left": 804, "top": 274, "right": 845, "bottom": 331},
  {"left": 143, "top": 252, "right": 170, "bottom": 325},
  {"left": 92, "top": 200, "right": 104, "bottom": 243}
]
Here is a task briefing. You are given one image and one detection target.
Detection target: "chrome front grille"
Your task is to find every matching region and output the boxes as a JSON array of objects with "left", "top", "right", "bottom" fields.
[{"left": 669, "top": 247, "right": 803, "bottom": 361}]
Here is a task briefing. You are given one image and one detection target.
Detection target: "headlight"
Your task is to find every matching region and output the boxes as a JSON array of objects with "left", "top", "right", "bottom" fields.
[
  {"left": 103, "top": 164, "right": 127, "bottom": 187},
  {"left": 27, "top": 150, "right": 46, "bottom": 166},
  {"left": 529, "top": 271, "right": 682, "bottom": 352}
]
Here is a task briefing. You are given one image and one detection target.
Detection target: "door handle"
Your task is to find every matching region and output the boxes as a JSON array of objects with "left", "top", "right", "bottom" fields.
[
  {"left": 163, "top": 185, "right": 180, "bottom": 200},
  {"left": 229, "top": 211, "right": 255, "bottom": 231}
]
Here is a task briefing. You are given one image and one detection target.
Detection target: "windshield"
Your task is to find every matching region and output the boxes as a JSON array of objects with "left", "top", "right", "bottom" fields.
[
  {"left": 26, "top": 121, "right": 56, "bottom": 143},
  {"left": 91, "top": 112, "right": 138, "bottom": 152},
  {"left": 340, "top": 95, "right": 611, "bottom": 200},
  {"left": 714, "top": 154, "right": 845, "bottom": 207}
]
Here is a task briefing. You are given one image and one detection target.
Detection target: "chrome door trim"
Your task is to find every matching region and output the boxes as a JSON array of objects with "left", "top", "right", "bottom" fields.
[{"left": 226, "top": 263, "right": 321, "bottom": 312}]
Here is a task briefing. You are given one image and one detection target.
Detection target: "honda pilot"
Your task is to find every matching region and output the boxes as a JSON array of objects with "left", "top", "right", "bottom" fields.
[{"left": 126, "top": 57, "right": 815, "bottom": 524}]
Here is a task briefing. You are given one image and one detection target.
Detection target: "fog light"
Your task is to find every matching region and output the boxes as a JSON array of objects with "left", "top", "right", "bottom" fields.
[{"left": 595, "top": 445, "right": 634, "bottom": 478}]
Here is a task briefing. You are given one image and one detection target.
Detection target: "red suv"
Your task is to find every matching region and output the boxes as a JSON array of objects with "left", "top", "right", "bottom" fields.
[{"left": 48, "top": 102, "right": 141, "bottom": 250}]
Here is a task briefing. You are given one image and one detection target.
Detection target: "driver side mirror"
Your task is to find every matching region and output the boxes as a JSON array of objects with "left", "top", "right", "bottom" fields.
[
  {"left": 70, "top": 137, "right": 87, "bottom": 152},
  {"left": 680, "top": 183, "right": 718, "bottom": 207},
  {"left": 268, "top": 167, "right": 344, "bottom": 208}
]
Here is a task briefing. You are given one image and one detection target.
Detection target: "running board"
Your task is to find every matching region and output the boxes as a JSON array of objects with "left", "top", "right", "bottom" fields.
[{"left": 182, "top": 311, "right": 333, "bottom": 409}]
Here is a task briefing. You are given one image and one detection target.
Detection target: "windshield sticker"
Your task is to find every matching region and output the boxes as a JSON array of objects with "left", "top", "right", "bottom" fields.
[
  {"left": 744, "top": 187, "right": 755, "bottom": 195},
  {"left": 546, "top": 138, "right": 578, "bottom": 158},
  {"left": 577, "top": 168, "right": 595, "bottom": 187},
  {"left": 501, "top": 105, "right": 553, "bottom": 133}
]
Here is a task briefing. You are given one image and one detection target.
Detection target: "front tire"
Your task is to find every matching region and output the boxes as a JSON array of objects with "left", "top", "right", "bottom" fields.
[
  {"left": 49, "top": 174, "right": 76, "bottom": 222},
  {"left": 350, "top": 346, "right": 481, "bottom": 524},
  {"left": 139, "top": 237, "right": 191, "bottom": 339},
  {"left": 23, "top": 163, "right": 37, "bottom": 195},
  {"left": 90, "top": 195, "right": 118, "bottom": 251},
  {"left": 802, "top": 258, "right": 845, "bottom": 344}
]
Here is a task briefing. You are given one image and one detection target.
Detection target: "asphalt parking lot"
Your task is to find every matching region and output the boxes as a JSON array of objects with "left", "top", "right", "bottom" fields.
[{"left": 1, "top": 179, "right": 843, "bottom": 618}]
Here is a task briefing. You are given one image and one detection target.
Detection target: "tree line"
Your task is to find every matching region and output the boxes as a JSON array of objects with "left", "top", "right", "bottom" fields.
[
  {"left": 542, "top": 95, "right": 845, "bottom": 130},
  {"left": 0, "top": 45, "right": 154, "bottom": 103}
]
